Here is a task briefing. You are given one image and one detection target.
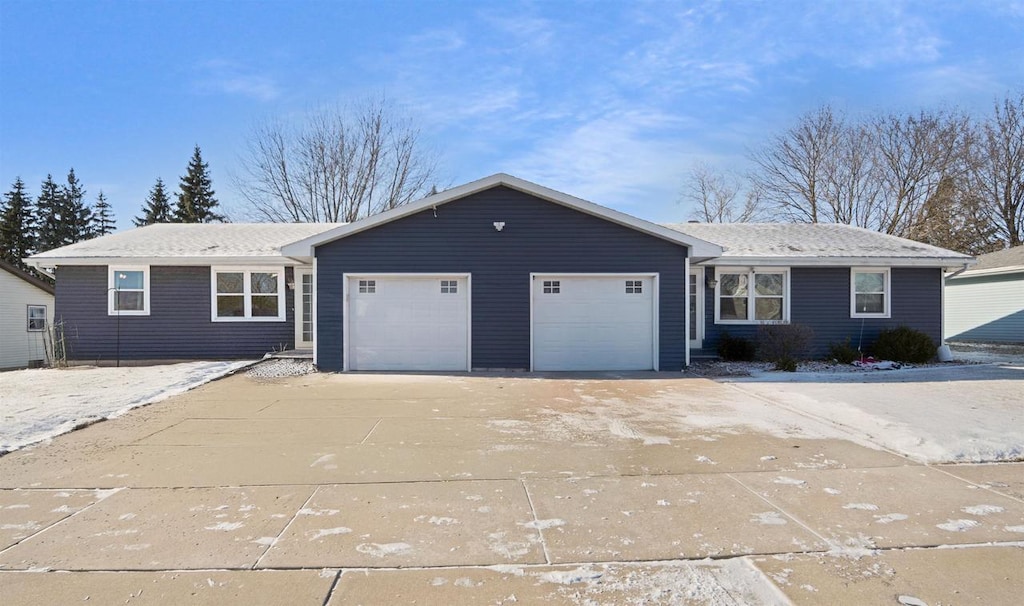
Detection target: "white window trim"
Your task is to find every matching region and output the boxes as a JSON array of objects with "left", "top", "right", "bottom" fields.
[
  {"left": 108, "top": 265, "right": 151, "bottom": 316},
  {"left": 210, "top": 267, "right": 287, "bottom": 322},
  {"left": 714, "top": 267, "right": 790, "bottom": 325},
  {"left": 27, "top": 304, "right": 47, "bottom": 332},
  {"left": 850, "top": 267, "right": 891, "bottom": 319}
]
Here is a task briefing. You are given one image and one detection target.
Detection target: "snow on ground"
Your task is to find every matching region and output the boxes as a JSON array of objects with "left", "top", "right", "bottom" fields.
[
  {"left": 722, "top": 363, "right": 1024, "bottom": 464},
  {"left": 0, "top": 360, "right": 253, "bottom": 453}
]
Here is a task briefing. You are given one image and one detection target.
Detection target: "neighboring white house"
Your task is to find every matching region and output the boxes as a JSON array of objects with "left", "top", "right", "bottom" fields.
[
  {"left": 945, "top": 245, "right": 1024, "bottom": 344},
  {"left": 0, "top": 260, "right": 55, "bottom": 370}
]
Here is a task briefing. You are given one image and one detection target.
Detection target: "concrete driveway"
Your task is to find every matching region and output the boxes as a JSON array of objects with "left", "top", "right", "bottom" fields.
[{"left": 1, "top": 372, "right": 1022, "bottom": 605}]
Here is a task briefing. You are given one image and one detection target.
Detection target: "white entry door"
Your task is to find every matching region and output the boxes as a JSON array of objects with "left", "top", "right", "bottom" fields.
[
  {"left": 532, "top": 274, "right": 657, "bottom": 371},
  {"left": 346, "top": 274, "right": 470, "bottom": 371}
]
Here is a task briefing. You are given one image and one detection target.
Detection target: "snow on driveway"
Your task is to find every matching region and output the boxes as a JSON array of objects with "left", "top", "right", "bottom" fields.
[
  {"left": 0, "top": 361, "right": 254, "bottom": 453},
  {"left": 723, "top": 364, "right": 1024, "bottom": 464}
]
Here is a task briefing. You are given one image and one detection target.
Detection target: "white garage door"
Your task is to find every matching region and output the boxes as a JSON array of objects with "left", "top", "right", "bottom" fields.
[
  {"left": 532, "top": 275, "right": 656, "bottom": 371},
  {"left": 347, "top": 275, "right": 469, "bottom": 371}
]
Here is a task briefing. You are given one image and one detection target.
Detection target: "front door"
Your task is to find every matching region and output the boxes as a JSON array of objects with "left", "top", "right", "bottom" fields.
[
  {"left": 294, "top": 268, "right": 314, "bottom": 350},
  {"left": 688, "top": 268, "right": 703, "bottom": 349}
]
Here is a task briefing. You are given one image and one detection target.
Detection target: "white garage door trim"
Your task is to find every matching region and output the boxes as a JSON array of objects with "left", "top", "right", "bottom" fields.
[
  {"left": 529, "top": 272, "right": 659, "bottom": 371},
  {"left": 343, "top": 272, "right": 472, "bottom": 372}
]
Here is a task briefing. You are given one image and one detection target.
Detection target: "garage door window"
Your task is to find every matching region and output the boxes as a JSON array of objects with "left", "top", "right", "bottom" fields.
[
  {"left": 625, "top": 280, "right": 643, "bottom": 294},
  {"left": 543, "top": 280, "right": 560, "bottom": 294},
  {"left": 440, "top": 280, "right": 458, "bottom": 294},
  {"left": 358, "top": 280, "right": 376, "bottom": 293}
]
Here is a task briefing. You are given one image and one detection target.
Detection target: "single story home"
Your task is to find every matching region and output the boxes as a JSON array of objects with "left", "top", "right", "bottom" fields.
[
  {"left": 945, "top": 245, "right": 1024, "bottom": 344},
  {"left": 1, "top": 260, "right": 55, "bottom": 370},
  {"left": 27, "top": 174, "right": 974, "bottom": 371}
]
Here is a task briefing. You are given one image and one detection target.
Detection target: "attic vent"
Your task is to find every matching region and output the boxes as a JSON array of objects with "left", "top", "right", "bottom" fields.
[{"left": 687, "top": 220, "right": 700, "bottom": 223}]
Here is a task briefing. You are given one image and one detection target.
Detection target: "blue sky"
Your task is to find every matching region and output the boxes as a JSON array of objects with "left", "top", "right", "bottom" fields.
[{"left": 1, "top": 0, "right": 1022, "bottom": 230}]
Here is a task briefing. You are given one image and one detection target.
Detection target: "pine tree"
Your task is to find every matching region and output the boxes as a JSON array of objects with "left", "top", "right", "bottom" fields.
[
  {"left": 134, "top": 178, "right": 173, "bottom": 226},
  {"left": 92, "top": 191, "right": 116, "bottom": 236},
  {"left": 35, "top": 174, "right": 63, "bottom": 252},
  {"left": 0, "top": 178, "right": 37, "bottom": 269},
  {"left": 63, "top": 168, "right": 95, "bottom": 241},
  {"left": 174, "top": 146, "right": 224, "bottom": 223}
]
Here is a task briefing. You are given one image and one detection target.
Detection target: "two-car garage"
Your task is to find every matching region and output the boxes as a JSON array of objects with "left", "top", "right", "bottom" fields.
[{"left": 344, "top": 273, "right": 657, "bottom": 372}]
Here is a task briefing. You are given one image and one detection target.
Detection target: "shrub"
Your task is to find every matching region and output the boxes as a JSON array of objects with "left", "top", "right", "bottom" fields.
[
  {"left": 756, "top": 322, "right": 814, "bottom": 363},
  {"left": 774, "top": 356, "right": 798, "bottom": 372},
  {"left": 717, "top": 330, "right": 756, "bottom": 361},
  {"left": 871, "top": 326, "right": 936, "bottom": 363},
  {"left": 827, "top": 338, "right": 860, "bottom": 364}
]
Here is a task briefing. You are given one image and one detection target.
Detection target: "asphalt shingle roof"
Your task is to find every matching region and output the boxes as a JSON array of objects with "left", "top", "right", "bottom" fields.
[
  {"left": 662, "top": 222, "right": 973, "bottom": 261},
  {"left": 30, "top": 223, "right": 344, "bottom": 260},
  {"left": 967, "top": 245, "right": 1024, "bottom": 273}
]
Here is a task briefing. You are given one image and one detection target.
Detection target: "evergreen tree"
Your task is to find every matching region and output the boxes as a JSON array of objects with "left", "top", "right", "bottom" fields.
[
  {"left": 174, "top": 145, "right": 224, "bottom": 223},
  {"left": 133, "top": 178, "right": 173, "bottom": 226},
  {"left": 92, "top": 191, "right": 116, "bottom": 236},
  {"left": 0, "top": 178, "right": 37, "bottom": 269},
  {"left": 63, "top": 168, "right": 95, "bottom": 241},
  {"left": 35, "top": 174, "right": 63, "bottom": 252}
]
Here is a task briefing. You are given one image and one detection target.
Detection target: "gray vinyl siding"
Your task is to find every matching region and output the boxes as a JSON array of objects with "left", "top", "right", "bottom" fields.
[
  {"left": 702, "top": 267, "right": 943, "bottom": 358},
  {"left": 54, "top": 266, "right": 295, "bottom": 361},
  {"left": 315, "top": 186, "right": 688, "bottom": 372},
  {"left": 945, "top": 273, "right": 1024, "bottom": 344}
]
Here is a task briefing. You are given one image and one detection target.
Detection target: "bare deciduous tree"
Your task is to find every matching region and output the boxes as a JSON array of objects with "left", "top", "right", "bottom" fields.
[
  {"left": 969, "top": 92, "right": 1024, "bottom": 247},
  {"left": 683, "top": 162, "right": 765, "bottom": 222},
  {"left": 235, "top": 98, "right": 440, "bottom": 223},
  {"left": 870, "top": 108, "right": 971, "bottom": 236}
]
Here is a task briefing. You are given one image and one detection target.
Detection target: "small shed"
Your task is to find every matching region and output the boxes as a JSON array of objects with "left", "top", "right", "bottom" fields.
[{"left": 0, "top": 260, "right": 55, "bottom": 369}]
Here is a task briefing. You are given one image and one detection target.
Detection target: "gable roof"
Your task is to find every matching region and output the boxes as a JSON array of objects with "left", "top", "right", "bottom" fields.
[
  {"left": 27, "top": 223, "right": 344, "bottom": 268},
  {"left": 281, "top": 173, "right": 724, "bottom": 259},
  {"left": 663, "top": 222, "right": 975, "bottom": 268},
  {"left": 949, "top": 245, "right": 1024, "bottom": 278},
  {"left": 0, "top": 259, "right": 55, "bottom": 295}
]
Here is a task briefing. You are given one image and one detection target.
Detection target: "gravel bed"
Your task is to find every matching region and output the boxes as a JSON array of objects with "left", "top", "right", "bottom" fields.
[
  {"left": 245, "top": 358, "right": 316, "bottom": 379},
  {"left": 684, "top": 358, "right": 969, "bottom": 378}
]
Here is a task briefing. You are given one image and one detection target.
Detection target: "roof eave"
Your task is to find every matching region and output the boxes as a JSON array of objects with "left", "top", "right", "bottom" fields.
[
  {"left": 281, "top": 173, "right": 724, "bottom": 258},
  {"left": 696, "top": 256, "right": 976, "bottom": 269},
  {"left": 27, "top": 255, "right": 312, "bottom": 269},
  {"left": 948, "top": 264, "right": 1024, "bottom": 279}
]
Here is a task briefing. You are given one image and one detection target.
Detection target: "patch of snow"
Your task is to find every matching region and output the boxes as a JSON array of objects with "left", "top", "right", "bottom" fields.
[
  {"left": 537, "top": 566, "right": 603, "bottom": 585},
  {"left": 751, "top": 511, "right": 788, "bottom": 525},
  {"left": 773, "top": 476, "right": 807, "bottom": 486},
  {"left": 824, "top": 488, "right": 842, "bottom": 495},
  {"left": 298, "top": 507, "right": 339, "bottom": 516},
  {"left": 842, "top": 503, "right": 879, "bottom": 511},
  {"left": 309, "top": 527, "right": 352, "bottom": 540},
  {"left": 1003, "top": 525, "right": 1024, "bottom": 533},
  {"left": 0, "top": 361, "right": 253, "bottom": 452},
  {"left": 204, "top": 521, "right": 244, "bottom": 531},
  {"left": 874, "top": 513, "right": 909, "bottom": 524},
  {"left": 520, "top": 518, "right": 566, "bottom": 530},
  {"left": 760, "top": 455, "right": 777, "bottom": 461},
  {"left": 355, "top": 542, "right": 412, "bottom": 558},
  {"left": 962, "top": 505, "right": 1004, "bottom": 516},
  {"left": 936, "top": 519, "right": 980, "bottom": 532},
  {"left": 695, "top": 455, "right": 716, "bottom": 464}
]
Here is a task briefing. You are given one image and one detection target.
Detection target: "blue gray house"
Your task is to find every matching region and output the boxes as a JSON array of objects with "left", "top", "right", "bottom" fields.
[{"left": 28, "top": 174, "right": 974, "bottom": 370}]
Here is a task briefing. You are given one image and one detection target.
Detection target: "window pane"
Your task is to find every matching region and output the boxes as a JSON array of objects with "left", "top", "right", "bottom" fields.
[
  {"left": 755, "top": 298, "right": 783, "bottom": 321},
  {"left": 755, "top": 274, "right": 783, "bottom": 296},
  {"left": 720, "top": 297, "right": 748, "bottom": 320},
  {"left": 855, "top": 272, "right": 885, "bottom": 293},
  {"left": 251, "top": 295, "right": 279, "bottom": 317},
  {"left": 217, "top": 272, "right": 244, "bottom": 294},
  {"left": 251, "top": 272, "right": 278, "bottom": 294},
  {"left": 856, "top": 293, "right": 885, "bottom": 314},
  {"left": 114, "top": 270, "right": 144, "bottom": 290},
  {"left": 719, "top": 273, "right": 747, "bottom": 296},
  {"left": 217, "top": 295, "right": 245, "bottom": 317},
  {"left": 115, "top": 291, "right": 144, "bottom": 311}
]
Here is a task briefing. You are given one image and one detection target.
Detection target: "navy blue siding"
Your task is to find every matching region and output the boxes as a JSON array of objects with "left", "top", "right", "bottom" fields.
[
  {"left": 315, "top": 186, "right": 689, "bottom": 371},
  {"left": 702, "top": 267, "right": 943, "bottom": 358},
  {"left": 55, "top": 266, "right": 295, "bottom": 361}
]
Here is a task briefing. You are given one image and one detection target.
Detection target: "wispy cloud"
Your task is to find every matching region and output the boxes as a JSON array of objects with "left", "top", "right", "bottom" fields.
[{"left": 193, "top": 59, "right": 281, "bottom": 101}]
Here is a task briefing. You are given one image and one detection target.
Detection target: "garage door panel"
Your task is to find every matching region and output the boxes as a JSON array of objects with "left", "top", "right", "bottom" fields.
[
  {"left": 533, "top": 276, "right": 655, "bottom": 371},
  {"left": 348, "top": 276, "right": 468, "bottom": 371}
]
